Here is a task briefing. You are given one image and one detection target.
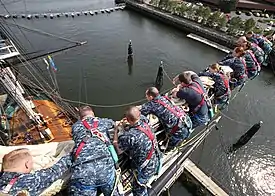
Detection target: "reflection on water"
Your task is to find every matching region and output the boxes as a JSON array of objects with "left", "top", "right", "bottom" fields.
[{"left": 127, "top": 56, "right": 133, "bottom": 76}]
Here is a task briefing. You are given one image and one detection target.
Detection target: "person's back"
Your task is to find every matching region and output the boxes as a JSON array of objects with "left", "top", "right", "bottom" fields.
[
  {"left": 243, "top": 51, "right": 259, "bottom": 78},
  {"left": 113, "top": 107, "right": 160, "bottom": 196},
  {"left": 250, "top": 43, "right": 264, "bottom": 65},
  {"left": 140, "top": 87, "right": 192, "bottom": 148},
  {"left": 70, "top": 106, "right": 121, "bottom": 196},
  {"left": 0, "top": 148, "right": 71, "bottom": 196},
  {"left": 172, "top": 71, "right": 209, "bottom": 128}
]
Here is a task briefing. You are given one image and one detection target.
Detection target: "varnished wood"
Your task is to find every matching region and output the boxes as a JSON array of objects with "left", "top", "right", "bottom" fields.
[{"left": 9, "top": 100, "right": 73, "bottom": 145}]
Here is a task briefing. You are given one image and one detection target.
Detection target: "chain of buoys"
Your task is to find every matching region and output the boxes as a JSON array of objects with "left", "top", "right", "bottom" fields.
[{"left": 0, "top": 5, "right": 125, "bottom": 20}]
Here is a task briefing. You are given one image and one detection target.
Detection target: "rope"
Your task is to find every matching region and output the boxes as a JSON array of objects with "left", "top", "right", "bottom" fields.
[
  {"left": 61, "top": 87, "right": 174, "bottom": 108},
  {"left": 217, "top": 127, "right": 242, "bottom": 196},
  {"left": 4, "top": 21, "right": 82, "bottom": 44},
  {"left": 220, "top": 111, "right": 250, "bottom": 127}
]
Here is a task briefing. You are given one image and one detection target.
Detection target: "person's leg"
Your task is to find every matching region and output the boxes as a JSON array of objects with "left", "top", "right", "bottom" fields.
[
  {"left": 69, "top": 183, "right": 97, "bottom": 196},
  {"left": 100, "top": 171, "right": 124, "bottom": 196},
  {"left": 132, "top": 173, "right": 150, "bottom": 196}
]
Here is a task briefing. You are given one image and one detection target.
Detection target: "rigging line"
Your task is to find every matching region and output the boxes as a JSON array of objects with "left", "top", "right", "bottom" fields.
[
  {"left": 83, "top": 69, "right": 88, "bottom": 103},
  {"left": 78, "top": 67, "right": 82, "bottom": 107},
  {"left": 4, "top": 21, "right": 83, "bottom": 44},
  {"left": 217, "top": 129, "right": 241, "bottom": 196},
  {"left": 219, "top": 111, "right": 250, "bottom": 127},
  {"left": 0, "top": 3, "right": 35, "bottom": 50},
  {"left": 61, "top": 86, "right": 175, "bottom": 108}
]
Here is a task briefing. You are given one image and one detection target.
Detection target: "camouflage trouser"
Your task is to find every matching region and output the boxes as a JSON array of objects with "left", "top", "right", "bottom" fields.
[
  {"left": 167, "top": 115, "right": 193, "bottom": 148},
  {"left": 69, "top": 171, "right": 122, "bottom": 196},
  {"left": 132, "top": 156, "right": 159, "bottom": 196},
  {"left": 190, "top": 112, "right": 209, "bottom": 129}
]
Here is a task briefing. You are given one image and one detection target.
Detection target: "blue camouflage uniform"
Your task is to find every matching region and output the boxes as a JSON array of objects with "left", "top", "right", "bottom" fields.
[
  {"left": 118, "top": 115, "right": 160, "bottom": 196},
  {"left": 248, "top": 36, "right": 273, "bottom": 65},
  {"left": 250, "top": 44, "right": 264, "bottom": 65},
  {"left": 175, "top": 75, "right": 210, "bottom": 128},
  {"left": 198, "top": 71, "right": 230, "bottom": 105},
  {"left": 219, "top": 56, "right": 247, "bottom": 88},
  {"left": 243, "top": 50, "right": 259, "bottom": 79},
  {"left": 140, "top": 95, "right": 192, "bottom": 148},
  {"left": 0, "top": 155, "right": 72, "bottom": 196},
  {"left": 70, "top": 117, "right": 121, "bottom": 196}
]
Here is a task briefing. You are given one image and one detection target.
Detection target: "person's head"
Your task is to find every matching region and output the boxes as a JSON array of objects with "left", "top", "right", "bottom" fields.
[
  {"left": 2, "top": 148, "right": 33, "bottom": 173},
  {"left": 209, "top": 63, "right": 220, "bottom": 73},
  {"left": 125, "top": 106, "right": 140, "bottom": 125},
  {"left": 246, "top": 31, "right": 253, "bottom": 39},
  {"left": 79, "top": 106, "right": 95, "bottom": 119},
  {"left": 178, "top": 72, "right": 192, "bottom": 85},
  {"left": 237, "top": 36, "right": 247, "bottom": 46},
  {"left": 233, "top": 47, "right": 245, "bottom": 57},
  {"left": 145, "top": 87, "right": 159, "bottom": 101}
]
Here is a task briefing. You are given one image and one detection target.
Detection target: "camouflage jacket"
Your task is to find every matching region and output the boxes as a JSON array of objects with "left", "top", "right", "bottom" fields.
[
  {"left": 0, "top": 155, "right": 72, "bottom": 196},
  {"left": 71, "top": 117, "right": 116, "bottom": 184},
  {"left": 251, "top": 44, "right": 265, "bottom": 64},
  {"left": 198, "top": 72, "right": 228, "bottom": 97},
  {"left": 244, "top": 50, "right": 258, "bottom": 71},
  {"left": 118, "top": 115, "right": 158, "bottom": 170},
  {"left": 140, "top": 95, "right": 184, "bottom": 129},
  {"left": 219, "top": 56, "right": 246, "bottom": 79}
]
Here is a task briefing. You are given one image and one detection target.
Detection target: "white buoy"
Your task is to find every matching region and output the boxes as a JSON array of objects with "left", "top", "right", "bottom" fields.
[
  {"left": 105, "top": 9, "right": 110, "bottom": 13},
  {"left": 12, "top": 15, "right": 17, "bottom": 18},
  {"left": 110, "top": 8, "right": 114, "bottom": 12},
  {"left": 65, "top": 13, "right": 69, "bottom": 17},
  {"left": 89, "top": 11, "right": 94, "bottom": 15},
  {"left": 101, "top": 9, "right": 105, "bottom": 13},
  {"left": 4, "top": 15, "right": 10, "bottom": 19},
  {"left": 50, "top": 14, "right": 54, "bottom": 19},
  {"left": 71, "top": 13, "right": 75, "bottom": 17},
  {"left": 56, "top": 13, "right": 60, "bottom": 17},
  {"left": 22, "top": 14, "right": 26, "bottom": 18},
  {"left": 76, "top": 12, "right": 80, "bottom": 16},
  {"left": 83, "top": 11, "right": 88, "bottom": 15},
  {"left": 34, "top": 14, "right": 39, "bottom": 18},
  {"left": 94, "top": 10, "right": 98, "bottom": 14},
  {"left": 27, "top": 14, "right": 32, "bottom": 19},
  {"left": 43, "top": 14, "right": 47, "bottom": 18}
]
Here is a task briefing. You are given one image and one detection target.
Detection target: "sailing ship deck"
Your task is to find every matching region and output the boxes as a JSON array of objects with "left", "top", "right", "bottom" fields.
[{"left": 10, "top": 100, "right": 72, "bottom": 145}]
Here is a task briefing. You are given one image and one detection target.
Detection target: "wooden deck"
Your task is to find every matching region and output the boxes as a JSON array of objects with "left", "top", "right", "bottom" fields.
[{"left": 10, "top": 100, "right": 73, "bottom": 145}]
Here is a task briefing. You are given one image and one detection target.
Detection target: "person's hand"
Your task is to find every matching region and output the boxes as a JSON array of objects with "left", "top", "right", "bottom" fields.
[{"left": 136, "top": 105, "right": 142, "bottom": 110}]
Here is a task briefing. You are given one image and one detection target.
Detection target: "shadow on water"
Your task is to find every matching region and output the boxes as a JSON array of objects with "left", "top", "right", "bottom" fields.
[{"left": 127, "top": 55, "right": 133, "bottom": 75}]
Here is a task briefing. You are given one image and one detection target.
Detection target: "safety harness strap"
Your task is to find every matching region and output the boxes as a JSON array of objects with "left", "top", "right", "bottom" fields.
[
  {"left": 2, "top": 177, "right": 18, "bottom": 194},
  {"left": 154, "top": 97, "right": 185, "bottom": 118},
  {"left": 74, "top": 119, "right": 101, "bottom": 160},
  {"left": 239, "top": 57, "right": 248, "bottom": 79},
  {"left": 247, "top": 50, "right": 261, "bottom": 71},
  {"left": 219, "top": 73, "right": 230, "bottom": 95},
  {"left": 136, "top": 123, "right": 156, "bottom": 169},
  {"left": 185, "top": 81, "right": 205, "bottom": 113}
]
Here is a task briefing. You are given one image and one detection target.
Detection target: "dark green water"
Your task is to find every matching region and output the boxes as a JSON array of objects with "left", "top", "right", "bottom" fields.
[{"left": 1, "top": 0, "right": 275, "bottom": 195}]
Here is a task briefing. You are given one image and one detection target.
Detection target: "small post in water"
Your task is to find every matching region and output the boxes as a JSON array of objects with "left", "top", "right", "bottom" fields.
[
  {"left": 128, "top": 40, "right": 133, "bottom": 57},
  {"left": 155, "top": 61, "right": 164, "bottom": 90},
  {"left": 229, "top": 121, "right": 263, "bottom": 152}
]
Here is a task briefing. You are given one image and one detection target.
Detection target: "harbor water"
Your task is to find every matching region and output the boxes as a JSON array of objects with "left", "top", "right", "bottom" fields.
[{"left": 1, "top": 0, "right": 275, "bottom": 195}]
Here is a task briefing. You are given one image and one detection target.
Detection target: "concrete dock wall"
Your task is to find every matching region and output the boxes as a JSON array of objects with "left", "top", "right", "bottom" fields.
[{"left": 125, "top": 1, "right": 237, "bottom": 49}]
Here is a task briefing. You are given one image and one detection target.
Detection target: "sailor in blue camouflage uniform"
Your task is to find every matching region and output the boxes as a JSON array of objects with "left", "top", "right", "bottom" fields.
[
  {"left": 140, "top": 87, "right": 192, "bottom": 148},
  {"left": 237, "top": 36, "right": 265, "bottom": 66},
  {"left": 70, "top": 106, "right": 122, "bottom": 196},
  {"left": 0, "top": 148, "right": 72, "bottom": 196},
  {"left": 218, "top": 46, "right": 247, "bottom": 88},
  {"left": 246, "top": 32, "right": 273, "bottom": 66},
  {"left": 113, "top": 106, "right": 160, "bottom": 196},
  {"left": 198, "top": 63, "right": 230, "bottom": 108}
]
